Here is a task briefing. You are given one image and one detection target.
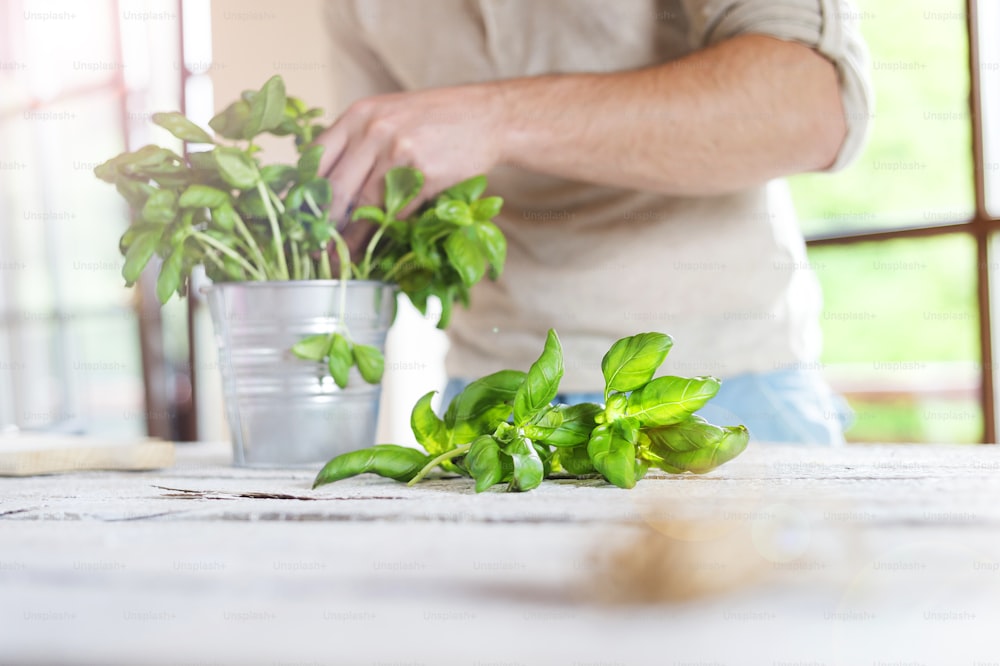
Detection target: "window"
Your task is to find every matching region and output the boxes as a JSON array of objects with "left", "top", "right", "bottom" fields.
[
  {"left": 790, "top": 0, "right": 996, "bottom": 442},
  {"left": 0, "top": 0, "right": 185, "bottom": 437}
]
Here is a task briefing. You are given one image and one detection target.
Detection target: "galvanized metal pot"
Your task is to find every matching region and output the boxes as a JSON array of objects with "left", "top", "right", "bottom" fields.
[{"left": 204, "top": 281, "right": 397, "bottom": 467}]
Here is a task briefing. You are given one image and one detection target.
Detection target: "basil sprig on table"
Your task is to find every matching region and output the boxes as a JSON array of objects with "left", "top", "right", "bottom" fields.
[
  {"left": 95, "top": 75, "right": 506, "bottom": 390},
  {"left": 313, "top": 330, "right": 749, "bottom": 491}
]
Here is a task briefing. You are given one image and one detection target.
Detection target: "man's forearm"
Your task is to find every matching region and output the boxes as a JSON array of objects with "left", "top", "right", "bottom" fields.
[
  {"left": 318, "top": 34, "right": 848, "bottom": 219},
  {"left": 495, "top": 34, "right": 847, "bottom": 196}
]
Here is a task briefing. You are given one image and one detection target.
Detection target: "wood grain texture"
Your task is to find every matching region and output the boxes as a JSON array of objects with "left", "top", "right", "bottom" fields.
[{"left": 0, "top": 435, "right": 174, "bottom": 476}]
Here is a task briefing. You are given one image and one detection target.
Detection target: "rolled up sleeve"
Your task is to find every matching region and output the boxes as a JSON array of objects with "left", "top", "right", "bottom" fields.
[{"left": 683, "top": 0, "right": 874, "bottom": 171}]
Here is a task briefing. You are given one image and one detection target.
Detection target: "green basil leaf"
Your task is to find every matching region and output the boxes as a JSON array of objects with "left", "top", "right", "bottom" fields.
[
  {"left": 297, "top": 144, "right": 324, "bottom": 181},
  {"left": 299, "top": 123, "right": 323, "bottom": 146},
  {"left": 600, "top": 332, "right": 674, "bottom": 394},
  {"left": 587, "top": 422, "right": 638, "bottom": 489},
  {"left": 121, "top": 228, "right": 163, "bottom": 286},
  {"left": 213, "top": 147, "right": 259, "bottom": 190},
  {"left": 444, "top": 227, "right": 487, "bottom": 287},
  {"left": 94, "top": 155, "right": 124, "bottom": 183},
  {"left": 285, "top": 96, "right": 308, "bottom": 118},
  {"left": 260, "top": 164, "right": 298, "bottom": 193},
  {"left": 625, "top": 375, "right": 721, "bottom": 427},
  {"left": 470, "top": 196, "right": 503, "bottom": 221},
  {"left": 119, "top": 226, "right": 138, "bottom": 256},
  {"left": 505, "top": 436, "right": 544, "bottom": 492},
  {"left": 384, "top": 167, "right": 424, "bottom": 218},
  {"left": 151, "top": 111, "right": 214, "bottom": 144},
  {"left": 141, "top": 189, "right": 178, "bottom": 225},
  {"left": 492, "top": 421, "right": 516, "bottom": 444},
  {"left": 526, "top": 402, "right": 602, "bottom": 448},
  {"left": 444, "top": 369, "right": 526, "bottom": 444},
  {"left": 435, "top": 284, "right": 454, "bottom": 330},
  {"left": 558, "top": 445, "right": 596, "bottom": 476},
  {"left": 304, "top": 178, "right": 332, "bottom": 208},
  {"left": 211, "top": 202, "right": 238, "bottom": 231},
  {"left": 284, "top": 213, "right": 306, "bottom": 242},
  {"left": 285, "top": 185, "right": 306, "bottom": 212},
  {"left": 466, "top": 435, "right": 505, "bottom": 492},
  {"left": 352, "top": 343, "right": 385, "bottom": 385},
  {"left": 411, "top": 391, "right": 449, "bottom": 456},
  {"left": 269, "top": 117, "right": 297, "bottom": 137},
  {"left": 352, "top": 206, "right": 386, "bottom": 224},
  {"left": 209, "top": 99, "right": 252, "bottom": 140},
  {"left": 313, "top": 444, "right": 430, "bottom": 488},
  {"left": 602, "top": 395, "right": 626, "bottom": 423},
  {"left": 220, "top": 255, "right": 246, "bottom": 280},
  {"left": 327, "top": 333, "right": 352, "bottom": 389},
  {"left": 414, "top": 212, "right": 456, "bottom": 240},
  {"left": 513, "top": 329, "right": 564, "bottom": 426},
  {"left": 533, "top": 440, "right": 554, "bottom": 478},
  {"left": 114, "top": 179, "right": 157, "bottom": 208},
  {"left": 100, "top": 149, "right": 176, "bottom": 184},
  {"left": 188, "top": 151, "right": 226, "bottom": 187},
  {"left": 246, "top": 75, "right": 287, "bottom": 137},
  {"left": 178, "top": 184, "right": 229, "bottom": 209},
  {"left": 236, "top": 188, "right": 269, "bottom": 219},
  {"left": 635, "top": 457, "right": 650, "bottom": 483},
  {"left": 291, "top": 334, "right": 330, "bottom": 362},
  {"left": 146, "top": 165, "right": 191, "bottom": 189},
  {"left": 436, "top": 200, "right": 472, "bottom": 226},
  {"left": 155, "top": 246, "right": 185, "bottom": 304},
  {"left": 526, "top": 407, "right": 562, "bottom": 436},
  {"left": 474, "top": 220, "right": 506, "bottom": 279},
  {"left": 441, "top": 175, "right": 487, "bottom": 203},
  {"left": 313, "top": 448, "right": 375, "bottom": 487},
  {"left": 642, "top": 416, "right": 749, "bottom": 474},
  {"left": 119, "top": 145, "right": 183, "bottom": 170},
  {"left": 370, "top": 445, "right": 432, "bottom": 482}
]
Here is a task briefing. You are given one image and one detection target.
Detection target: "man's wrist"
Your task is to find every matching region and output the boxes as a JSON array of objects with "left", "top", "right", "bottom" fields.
[{"left": 482, "top": 78, "right": 519, "bottom": 168}]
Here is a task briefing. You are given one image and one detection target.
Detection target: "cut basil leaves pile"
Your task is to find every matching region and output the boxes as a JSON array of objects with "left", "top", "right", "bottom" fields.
[{"left": 314, "top": 330, "right": 749, "bottom": 491}]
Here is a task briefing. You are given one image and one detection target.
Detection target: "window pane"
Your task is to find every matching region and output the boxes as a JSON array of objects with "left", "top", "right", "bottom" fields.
[
  {"left": 790, "top": 0, "right": 974, "bottom": 235},
  {"left": 987, "top": 233, "right": 1000, "bottom": 441},
  {"left": 809, "top": 235, "right": 981, "bottom": 443},
  {"left": 0, "top": 113, "right": 53, "bottom": 314},
  {"left": 42, "top": 93, "right": 133, "bottom": 311},
  {"left": 0, "top": 318, "right": 62, "bottom": 429},
  {"left": 70, "top": 315, "right": 145, "bottom": 436},
  {"left": 979, "top": 0, "right": 1000, "bottom": 216},
  {"left": 18, "top": 0, "right": 118, "bottom": 98}
]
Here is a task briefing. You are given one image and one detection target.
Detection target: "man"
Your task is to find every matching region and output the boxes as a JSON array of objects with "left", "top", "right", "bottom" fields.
[{"left": 317, "top": 0, "right": 873, "bottom": 445}]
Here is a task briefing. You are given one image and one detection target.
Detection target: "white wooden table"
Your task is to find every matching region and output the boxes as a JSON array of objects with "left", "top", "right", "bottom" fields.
[{"left": 2, "top": 441, "right": 999, "bottom": 666}]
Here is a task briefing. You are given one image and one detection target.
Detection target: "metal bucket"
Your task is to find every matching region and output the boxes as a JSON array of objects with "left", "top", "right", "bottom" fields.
[{"left": 204, "top": 281, "right": 397, "bottom": 467}]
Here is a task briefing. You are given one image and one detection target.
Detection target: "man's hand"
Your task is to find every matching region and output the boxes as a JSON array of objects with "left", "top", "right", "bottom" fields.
[{"left": 316, "top": 85, "right": 506, "bottom": 223}]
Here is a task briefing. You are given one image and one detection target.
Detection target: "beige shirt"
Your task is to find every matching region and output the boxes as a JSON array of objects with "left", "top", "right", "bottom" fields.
[{"left": 325, "top": 0, "right": 873, "bottom": 391}]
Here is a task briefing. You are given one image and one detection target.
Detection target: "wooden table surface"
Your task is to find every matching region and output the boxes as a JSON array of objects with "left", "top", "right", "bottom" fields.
[{"left": 2, "top": 441, "right": 999, "bottom": 666}]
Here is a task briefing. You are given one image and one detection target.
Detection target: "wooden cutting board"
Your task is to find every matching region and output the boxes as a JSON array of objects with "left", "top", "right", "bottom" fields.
[{"left": 0, "top": 434, "right": 175, "bottom": 476}]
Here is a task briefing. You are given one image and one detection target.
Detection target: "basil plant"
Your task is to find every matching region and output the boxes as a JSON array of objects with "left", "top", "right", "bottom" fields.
[{"left": 95, "top": 75, "right": 507, "bottom": 388}]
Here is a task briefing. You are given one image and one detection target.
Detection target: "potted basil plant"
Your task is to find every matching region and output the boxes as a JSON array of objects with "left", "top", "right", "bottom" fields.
[{"left": 95, "top": 76, "right": 507, "bottom": 467}]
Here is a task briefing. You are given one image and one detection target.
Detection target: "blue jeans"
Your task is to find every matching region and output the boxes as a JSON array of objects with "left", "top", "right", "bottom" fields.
[{"left": 442, "top": 368, "right": 851, "bottom": 446}]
